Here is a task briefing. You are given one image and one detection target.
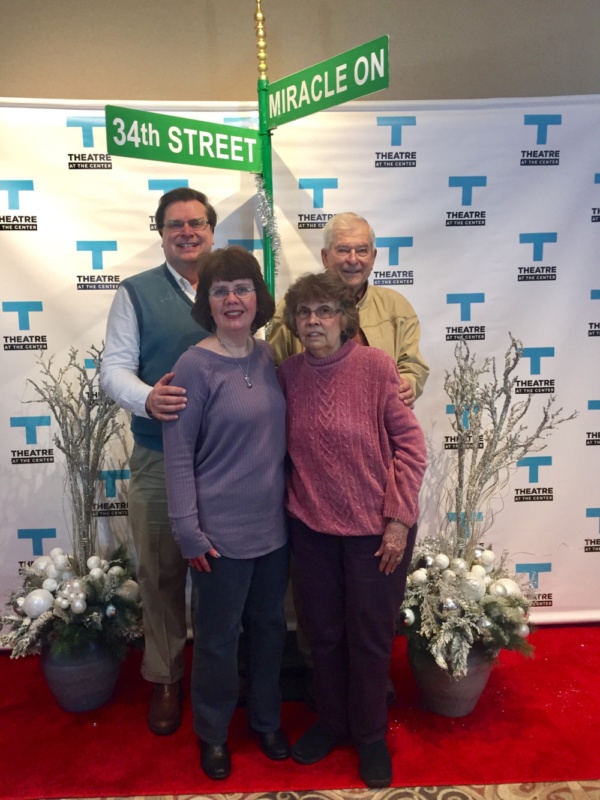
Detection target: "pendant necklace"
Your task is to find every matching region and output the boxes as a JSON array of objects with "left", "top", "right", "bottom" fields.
[{"left": 218, "top": 336, "right": 253, "bottom": 388}]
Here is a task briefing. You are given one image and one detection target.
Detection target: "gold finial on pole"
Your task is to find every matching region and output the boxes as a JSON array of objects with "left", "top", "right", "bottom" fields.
[{"left": 255, "top": 0, "right": 268, "bottom": 80}]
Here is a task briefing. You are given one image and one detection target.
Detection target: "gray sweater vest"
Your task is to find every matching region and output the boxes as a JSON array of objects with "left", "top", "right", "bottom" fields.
[{"left": 122, "top": 263, "right": 208, "bottom": 450}]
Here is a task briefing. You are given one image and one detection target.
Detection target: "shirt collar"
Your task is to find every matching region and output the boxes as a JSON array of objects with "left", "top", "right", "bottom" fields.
[{"left": 165, "top": 261, "right": 195, "bottom": 298}]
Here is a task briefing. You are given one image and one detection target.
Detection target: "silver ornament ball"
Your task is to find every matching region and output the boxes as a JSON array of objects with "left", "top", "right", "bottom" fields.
[{"left": 399, "top": 608, "right": 415, "bottom": 626}]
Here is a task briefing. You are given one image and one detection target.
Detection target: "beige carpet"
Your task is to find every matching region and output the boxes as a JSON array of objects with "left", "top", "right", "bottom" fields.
[{"left": 63, "top": 781, "right": 600, "bottom": 800}]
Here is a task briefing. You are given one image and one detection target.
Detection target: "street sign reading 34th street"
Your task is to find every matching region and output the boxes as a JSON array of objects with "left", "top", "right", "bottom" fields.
[
  {"left": 105, "top": 105, "right": 262, "bottom": 172},
  {"left": 267, "top": 36, "right": 389, "bottom": 129}
]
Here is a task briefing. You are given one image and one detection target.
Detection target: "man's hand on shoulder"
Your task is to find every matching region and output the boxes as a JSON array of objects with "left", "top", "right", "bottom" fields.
[
  {"left": 145, "top": 372, "right": 187, "bottom": 421},
  {"left": 398, "top": 376, "right": 415, "bottom": 408}
]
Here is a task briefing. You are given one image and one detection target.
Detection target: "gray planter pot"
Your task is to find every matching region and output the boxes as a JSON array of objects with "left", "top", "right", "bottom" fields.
[
  {"left": 407, "top": 639, "right": 493, "bottom": 717},
  {"left": 41, "top": 642, "right": 121, "bottom": 712}
]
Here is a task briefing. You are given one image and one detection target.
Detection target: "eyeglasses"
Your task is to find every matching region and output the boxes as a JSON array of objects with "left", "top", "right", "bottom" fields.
[
  {"left": 295, "top": 305, "right": 340, "bottom": 320},
  {"left": 164, "top": 218, "right": 211, "bottom": 231},
  {"left": 208, "top": 286, "right": 256, "bottom": 300}
]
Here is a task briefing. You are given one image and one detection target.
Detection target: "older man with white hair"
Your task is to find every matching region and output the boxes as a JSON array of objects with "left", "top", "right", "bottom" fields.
[{"left": 268, "top": 212, "right": 428, "bottom": 405}]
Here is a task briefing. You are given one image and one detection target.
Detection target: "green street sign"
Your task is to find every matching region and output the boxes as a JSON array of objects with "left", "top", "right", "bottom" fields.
[
  {"left": 267, "top": 36, "right": 389, "bottom": 129},
  {"left": 105, "top": 105, "right": 262, "bottom": 172}
]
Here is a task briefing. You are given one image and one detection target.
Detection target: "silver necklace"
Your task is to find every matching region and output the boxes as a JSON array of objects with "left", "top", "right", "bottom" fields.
[{"left": 218, "top": 336, "right": 253, "bottom": 388}]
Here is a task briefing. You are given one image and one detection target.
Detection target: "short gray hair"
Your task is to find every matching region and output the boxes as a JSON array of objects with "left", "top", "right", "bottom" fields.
[{"left": 322, "top": 212, "right": 376, "bottom": 252}]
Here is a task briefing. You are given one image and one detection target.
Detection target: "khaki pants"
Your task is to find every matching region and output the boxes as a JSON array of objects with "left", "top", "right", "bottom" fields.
[{"left": 129, "top": 443, "right": 189, "bottom": 684}]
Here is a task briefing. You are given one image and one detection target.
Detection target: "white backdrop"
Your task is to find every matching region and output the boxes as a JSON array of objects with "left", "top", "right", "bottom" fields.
[{"left": 1, "top": 95, "right": 598, "bottom": 625}]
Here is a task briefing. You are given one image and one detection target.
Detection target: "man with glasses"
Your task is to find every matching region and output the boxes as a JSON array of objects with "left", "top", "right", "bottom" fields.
[
  {"left": 101, "top": 187, "right": 216, "bottom": 735},
  {"left": 269, "top": 212, "right": 428, "bottom": 406}
]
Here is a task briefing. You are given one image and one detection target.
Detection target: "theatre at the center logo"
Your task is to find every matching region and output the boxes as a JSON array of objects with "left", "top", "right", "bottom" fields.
[
  {"left": 374, "top": 116, "right": 417, "bottom": 168},
  {"left": 66, "top": 116, "right": 112, "bottom": 169}
]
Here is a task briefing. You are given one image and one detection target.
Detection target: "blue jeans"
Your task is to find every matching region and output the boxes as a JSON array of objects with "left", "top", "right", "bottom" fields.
[{"left": 190, "top": 543, "right": 289, "bottom": 744}]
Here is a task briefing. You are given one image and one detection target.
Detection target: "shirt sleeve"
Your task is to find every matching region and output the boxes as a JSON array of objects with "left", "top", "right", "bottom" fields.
[
  {"left": 394, "top": 309, "right": 430, "bottom": 400},
  {"left": 100, "top": 285, "right": 152, "bottom": 418},
  {"left": 162, "top": 352, "right": 213, "bottom": 558},
  {"left": 379, "top": 357, "right": 427, "bottom": 526}
]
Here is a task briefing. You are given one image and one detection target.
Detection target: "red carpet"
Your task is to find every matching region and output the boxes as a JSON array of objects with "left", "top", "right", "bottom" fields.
[{"left": 1, "top": 625, "right": 599, "bottom": 799}]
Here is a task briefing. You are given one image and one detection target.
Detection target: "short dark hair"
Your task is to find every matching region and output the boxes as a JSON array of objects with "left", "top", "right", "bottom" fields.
[
  {"left": 155, "top": 187, "right": 217, "bottom": 234},
  {"left": 192, "top": 246, "right": 275, "bottom": 333},
  {"left": 282, "top": 272, "right": 359, "bottom": 341}
]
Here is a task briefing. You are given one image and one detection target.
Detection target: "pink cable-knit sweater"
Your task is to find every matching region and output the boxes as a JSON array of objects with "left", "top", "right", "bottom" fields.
[{"left": 277, "top": 340, "right": 427, "bottom": 536}]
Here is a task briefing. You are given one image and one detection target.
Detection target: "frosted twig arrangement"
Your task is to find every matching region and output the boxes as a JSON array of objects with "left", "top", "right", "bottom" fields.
[
  {"left": 444, "top": 334, "right": 577, "bottom": 562},
  {"left": 27, "top": 345, "right": 123, "bottom": 571}
]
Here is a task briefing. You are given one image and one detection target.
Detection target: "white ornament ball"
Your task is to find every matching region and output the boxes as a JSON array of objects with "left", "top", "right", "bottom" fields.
[
  {"left": 45, "top": 564, "right": 61, "bottom": 580},
  {"left": 489, "top": 580, "right": 508, "bottom": 597},
  {"left": 71, "top": 598, "right": 87, "bottom": 614},
  {"left": 433, "top": 553, "right": 450, "bottom": 570},
  {"left": 108, "top": 565, "right": 125, "bottom": 577},
  {"left": 464, "top": 575, "right": 486, "bottom": 601},
  {"left": 105, "top": 604, "right": 117, "bottom": 618},
  {"left": 117, "top": 579, "right": 141, "bottom": 602},
  {"left": 517, "top": 623, "right": 530, "bottom": 638},
  {"left": 89, "top": 567, "right": 105, "bottom": 580},
  {"left": 49, "top": 547, "right": 65, "bottom": 560},
  {"left": 70, "top": 579, "right": 83, "bottom": 593},
  {"left": 75, "top": 591, "right": 87, "bottom": 602},
  {"left": 497, "top": 578, "right": 522, "bottom": 597},
  {"left": 42, "top": 578, "right": 58, "bottom": 593},
  {"left": 441, "top": 569, "right": 457, "bottom": 582},
  {"left": 16, "top": 596, "right": 25, "bottom": 608},
  {"left": 61, "top": 569, "right": 74, "bottom": 580},
  {"left": 32, "top": 556, "right": 52, "bottom": 572},
  {"left": 470, "top": 565, "right": 487, "bottom": 579},
  {"left": 23, "top": 589, "right": 54, "bottom": 619},
  {"left": 56, "top": 596, "right": 70, "bottom": 610},
  {"left": 399, "top": 608, "right": 415, "bottom": 626},
  {"left": 479, "top": 549, "right": 496, "bottom": 567},
  {"left": 450, "top": 558, "right": 468, "bottom": 573},
  {"left": 53, "top": 554, "right": 69, "bottom": 570},
  {"left": 410, "top": 568, "right": 428, "bottom": 586},
  {"left": 87, "top": 556, "right": 102, "bottom": 571},
  {"left": 101, "top": 560, "right": 109, "bottom": 572}
]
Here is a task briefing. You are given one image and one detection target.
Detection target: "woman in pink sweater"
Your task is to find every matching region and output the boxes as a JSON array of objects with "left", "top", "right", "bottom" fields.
[{"left": 277, "top": 272, "right": 427, "bottom": 789}]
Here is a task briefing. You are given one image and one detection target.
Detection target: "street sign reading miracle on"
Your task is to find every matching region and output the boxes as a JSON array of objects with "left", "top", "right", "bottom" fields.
[{"left": 266, "top": 36, "right": 389, "bottom": 129}]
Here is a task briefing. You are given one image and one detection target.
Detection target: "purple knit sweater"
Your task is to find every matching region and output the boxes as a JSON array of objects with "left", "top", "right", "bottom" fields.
[
  {"left": 277, "top": 340, "right": 427, "bottom": 536},
  {"left": 162, "top": 339, "right": 287, "bottom": 559}
]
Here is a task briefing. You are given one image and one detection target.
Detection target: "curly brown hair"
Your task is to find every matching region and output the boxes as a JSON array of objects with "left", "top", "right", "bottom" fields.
[
  {"left": 282, "top": 272, "right": 359, "bottom": 341},
  {"left": 192, "top": 246, "right": 275, "bottom": 333}
]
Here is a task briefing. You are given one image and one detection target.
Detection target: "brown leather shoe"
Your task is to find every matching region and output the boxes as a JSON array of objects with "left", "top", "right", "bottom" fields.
[{"left": 148, "top": 681, "right": 182, "bottom": 735}]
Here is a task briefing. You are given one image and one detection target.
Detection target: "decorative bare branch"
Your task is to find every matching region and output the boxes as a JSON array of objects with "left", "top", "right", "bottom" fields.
[
  {"left": 27, "top": 345, "right": 123, "bottom": 571},
  {"left": 444, "top": 335, "right": 577, "bottom": 562}
]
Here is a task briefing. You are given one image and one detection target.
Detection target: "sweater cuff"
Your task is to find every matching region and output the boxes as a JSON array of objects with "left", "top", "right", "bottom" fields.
[{"left": 169, "top": 515, "right": 213, "bottom": 559}]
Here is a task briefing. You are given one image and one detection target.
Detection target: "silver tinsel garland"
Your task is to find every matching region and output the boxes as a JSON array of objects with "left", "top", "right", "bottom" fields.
[{"left": 254, "top": 173, "right": 281, "bottom": 274}]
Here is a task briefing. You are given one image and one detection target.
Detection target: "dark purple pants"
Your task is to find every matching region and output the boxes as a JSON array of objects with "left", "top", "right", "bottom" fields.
[{"left": 290, "top": 517, "right": 416, "bottom": 746}]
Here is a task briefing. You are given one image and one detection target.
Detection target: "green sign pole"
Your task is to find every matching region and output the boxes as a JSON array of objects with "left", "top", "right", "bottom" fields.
[{"left": 255, "top": 1, "right": 275, "bottom": 298}]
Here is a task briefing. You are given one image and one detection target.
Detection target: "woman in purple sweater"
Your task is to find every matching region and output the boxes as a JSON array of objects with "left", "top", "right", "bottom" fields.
[
  {"left": 277, "top": 272, "right": 427, "bottom": 789},
  {"left": 162, "top": 246, "right": 290, "bottom": 780}
]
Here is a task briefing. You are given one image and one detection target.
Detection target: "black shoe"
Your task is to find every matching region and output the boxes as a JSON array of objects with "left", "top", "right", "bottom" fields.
[
  {"left": 292, "top": 722, "right": 340, "bottom": 765},
  {"left": 199, "top": 739, "right": 231, "bottom": 780},
  {"left": 253, "top": 728, "right": 291, "bottom": 760},
  {"left": 358, "top": 739, "right": 392, "bottom": 788}
]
